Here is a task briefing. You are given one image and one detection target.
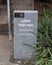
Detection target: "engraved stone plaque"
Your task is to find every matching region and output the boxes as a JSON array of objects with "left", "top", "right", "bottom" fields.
[{"left": 14, "top": 10, "right": 38, "bottom": 60}]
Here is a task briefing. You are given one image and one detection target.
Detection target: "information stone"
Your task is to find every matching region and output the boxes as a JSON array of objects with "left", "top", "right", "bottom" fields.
[{"left": 14, "top": 10, "right": 38, "bottom": 60}]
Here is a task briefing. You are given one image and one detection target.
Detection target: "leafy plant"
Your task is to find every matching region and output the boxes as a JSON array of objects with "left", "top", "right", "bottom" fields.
[{"left": 31, "top": 13, "right": 52, "bottom": 65}]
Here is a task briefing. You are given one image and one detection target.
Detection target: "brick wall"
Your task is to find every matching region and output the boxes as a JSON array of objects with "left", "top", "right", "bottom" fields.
[{"left": 11, "top": 0, "right": 34, "bottom": 10}]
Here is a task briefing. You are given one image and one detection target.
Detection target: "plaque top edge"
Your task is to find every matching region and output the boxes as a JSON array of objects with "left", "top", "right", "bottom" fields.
[{"left": 14, "top": 10, "right": 38, "bottom": 13}]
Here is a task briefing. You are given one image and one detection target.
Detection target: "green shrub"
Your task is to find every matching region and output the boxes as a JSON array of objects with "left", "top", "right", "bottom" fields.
[{"left": 32, "top": 13, "right": 52, "bottom": 65}]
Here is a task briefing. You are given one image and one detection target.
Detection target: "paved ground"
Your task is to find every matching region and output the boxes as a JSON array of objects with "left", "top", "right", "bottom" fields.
[{"left": 0, "top": 35, "right": 18, "bottom": 65}]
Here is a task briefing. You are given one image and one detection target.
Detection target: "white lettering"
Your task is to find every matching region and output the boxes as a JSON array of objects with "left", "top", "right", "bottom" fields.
[
  {"left": 21, "top": 19, "right": 31, "bottom": 23},
  {"left": 18, "top": 24, "right": 26, "bottom": 27},
  {"left": 27, "top": 24, "right": 33, "bottom": 27},
  {"left": 18, "top": 24, "right": 33, "bottom": 27}
]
